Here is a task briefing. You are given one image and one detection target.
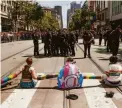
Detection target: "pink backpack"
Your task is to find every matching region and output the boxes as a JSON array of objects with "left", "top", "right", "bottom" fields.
[{"left": 61, "top": 62, "right": 79, "bottom": 88}]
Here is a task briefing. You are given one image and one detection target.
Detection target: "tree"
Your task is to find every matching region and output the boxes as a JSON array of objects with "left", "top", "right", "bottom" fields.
[
  {"left": 37, "top": 10, "right": 59, "bottom": 31},
  {"left": 68, "top": 8, "right": 96, "bottom": 30},
  {"left": 9, "top": 1, "right": 44, "bottom": 31}
]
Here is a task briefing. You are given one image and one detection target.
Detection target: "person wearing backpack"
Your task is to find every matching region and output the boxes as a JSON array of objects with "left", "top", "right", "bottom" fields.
[{"left": 57, "top": 57, "right": 83, "bottom": 89}]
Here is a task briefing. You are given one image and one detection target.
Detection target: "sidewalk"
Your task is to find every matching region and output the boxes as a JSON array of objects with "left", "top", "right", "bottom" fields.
[{"left": 78, "top": 39, "right": 122, "bottom": 71}]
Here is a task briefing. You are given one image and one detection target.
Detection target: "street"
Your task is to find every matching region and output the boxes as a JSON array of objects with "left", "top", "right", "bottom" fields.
[{"left": 1, "top": 39, "right": 122, "bottom": 108}]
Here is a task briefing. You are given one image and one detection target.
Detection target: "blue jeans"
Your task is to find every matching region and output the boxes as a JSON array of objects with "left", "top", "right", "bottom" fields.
[{"left": 20, "top": 80, "right": 37, "bottom": 88}]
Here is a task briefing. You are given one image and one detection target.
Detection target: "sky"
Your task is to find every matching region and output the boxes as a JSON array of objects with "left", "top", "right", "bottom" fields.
[{"left": 36, "top": 0, "right": 85, "bottom": 28}]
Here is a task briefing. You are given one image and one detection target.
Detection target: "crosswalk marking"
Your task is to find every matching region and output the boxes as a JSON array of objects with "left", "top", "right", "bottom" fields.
[
  {"left": 1, "top": 73, "right": 44, "bottom": 108},
  {"left": 83, "top": 73, "right": 117, "bottom": 108},
  {"left": 1, "top": 73, "right": 120, "bottom": 108}
]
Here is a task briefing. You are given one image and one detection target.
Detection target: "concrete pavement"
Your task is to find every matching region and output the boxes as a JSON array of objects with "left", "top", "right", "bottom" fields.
[
  {"left": 1, "top": 40, "right": 41, "bottom": 60},
  {"left": 78, "top": 39, "right": 122, "bottom": 71},
  {"left": 1, "top": 41, "right": 122, "bottom": 108}
]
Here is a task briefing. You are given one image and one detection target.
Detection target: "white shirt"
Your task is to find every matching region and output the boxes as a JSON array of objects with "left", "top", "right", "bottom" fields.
[{"left": 107, "top": 63, "right": 122, "bottom": 82}]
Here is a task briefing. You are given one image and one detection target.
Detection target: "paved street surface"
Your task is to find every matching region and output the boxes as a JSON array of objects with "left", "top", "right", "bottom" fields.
[
  {"left": 1, "top": 40, "right": 41, "bottom": 60},
  {"left": 1, "top": 40, "right": 122, "bottom": 108},
  {"left": 1, "top": 41, "right": 43, "bottom": 77}
]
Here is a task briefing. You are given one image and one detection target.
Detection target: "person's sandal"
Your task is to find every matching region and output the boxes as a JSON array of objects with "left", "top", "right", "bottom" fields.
[{"left": 66, "top": 94, "right": 78, "bottom": 100}]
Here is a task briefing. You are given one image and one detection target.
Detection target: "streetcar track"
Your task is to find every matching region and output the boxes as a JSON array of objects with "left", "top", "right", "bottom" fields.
[
  {"left": 1, "top": 47, "right": 44, "bottom": 78},
  {"left": 41, "top": 57, "right": 59, "bottom": 108},
  {"left": 63, "top": 57, "right": 71, "bottom": 108},
  {"left": 1, "top": 42, "right": 42, "bottom": 62},
  {"left": 77, "top": 43, "right": 122, "bottom": 94}
]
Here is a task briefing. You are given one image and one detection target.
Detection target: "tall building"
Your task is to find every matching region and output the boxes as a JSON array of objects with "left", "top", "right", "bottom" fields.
[
  {"left": 67, "top": 9, "right": 72, "bottom": 27},
  {"left": 71, "top": 1, "right": 81, "bottom": 12},
  {"left": 54, "top": 6, "right": 63, "bottom": 28},
  {"left": 87, "top": 0, "right": 109, "bottom": 30},
  {"left": 67, "top": 1, "right": 81, "bottom": 28},
  {"left": 42, "top": 7, "right": 62, "bottom": 29},
  {"left": 109, "top": 1, "right": 122, "bottom": 27}
]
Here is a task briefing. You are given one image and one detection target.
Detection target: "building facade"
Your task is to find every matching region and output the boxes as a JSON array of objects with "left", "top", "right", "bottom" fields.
[
  {"left": 87, "top": 0, "right": 122, "bottom": 30},
  {"left": 67, "top": 1, "right": 81, "bottom": 28},
  {"left": 109, "top": 1, "right": 122, "bottom": 27},
  {"left": 54, "top": 6, "right": 63, "bottom": 28},
  {"left": 0, "top": 0, "right": 15, "bottom": 32}
]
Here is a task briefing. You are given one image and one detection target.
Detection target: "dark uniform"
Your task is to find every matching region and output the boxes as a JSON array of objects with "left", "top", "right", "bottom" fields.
[
  {"left": 98, "top": 30, "right": 103, "bottom": 45},
  {"left": 108, "top": 28, "right": 121, "bottom": 56},
  {"left": 82, "top": 31, "right": 94, "bottom": 58},
  {"left": 75, "top": 31, "right": 79, "bottom": 43},
  {"left": 69, "top": 32, "right": 76, "bottom": 56},
  {"left": 43, "top": 31, "right": 52, "bottom": 56},
  {"left": 32, "top": 33, "right": 39, "bottom": 56},
  {"left": 104, "top": 30, "right": 112, "bottom": 52}
]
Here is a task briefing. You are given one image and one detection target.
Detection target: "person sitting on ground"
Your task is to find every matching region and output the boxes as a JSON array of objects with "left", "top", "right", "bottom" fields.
[
  {"left": 101, "top": 56, "right": 122, "bottom": 86},
  {"left": 18, "top": 57, "right": 38, "bottom": 88},
  {"left": 58, "top": 57, "right": 83, "bottom": 89}
]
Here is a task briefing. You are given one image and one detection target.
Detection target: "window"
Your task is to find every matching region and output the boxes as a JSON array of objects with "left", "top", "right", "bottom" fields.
[
  {"left": 104, "top": 1, "right": 105, "bottom": 8},
  {"left": 1, "top": 5, "right": 3, "bottom": 11},
  {"left": 4, "top": 6, "right": 6, "bottom": 12}
]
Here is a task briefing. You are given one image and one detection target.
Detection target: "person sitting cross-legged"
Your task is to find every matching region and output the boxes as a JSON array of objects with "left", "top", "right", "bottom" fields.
[
  {"left": 17, "top": 57, "right": 38, "bottom": 88},
  {"left": 101, "top": 56, "right": 122, "bottom": 87},
  {"left": 58, "top": 57, "right": 83, "bottom": 89}
]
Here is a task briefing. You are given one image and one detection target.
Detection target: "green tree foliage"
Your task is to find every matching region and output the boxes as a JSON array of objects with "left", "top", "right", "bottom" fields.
[
  {"left": 68, "top": 9, "right": 88, "bottom": 30},
  {"left": 37, "top": 11, "right": 59, "bottom": 31},
  {"left": 68, "top": 8, "right": 96, "bottom": 30},
  {"left": 9, "top": 1, "right": 44, "bottom": 31}
]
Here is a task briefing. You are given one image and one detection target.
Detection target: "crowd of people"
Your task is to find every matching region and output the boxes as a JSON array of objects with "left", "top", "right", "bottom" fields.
[
  {"left": 1, "top": 31, "right": 42, "bottom": 43},
  {"left": 33, "top": 30, "right": 79, "bottom": 57}
]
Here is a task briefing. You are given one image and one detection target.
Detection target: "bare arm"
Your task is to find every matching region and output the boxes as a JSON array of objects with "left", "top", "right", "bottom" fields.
[{"left": 31, "top": 70, "right": 37, "bottom": 79}]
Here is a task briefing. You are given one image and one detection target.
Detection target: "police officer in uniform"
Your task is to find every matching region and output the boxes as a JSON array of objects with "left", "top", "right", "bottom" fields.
[
  {"left": 32, "top": 32, "right": 39, "bottom": 56},
  {"left": 44, "top": 31, "right": 52, "bottom": 56},
  {"left": 69, "top": 31, "right": 76, "bottom": 56},
  {"left": 108, "top": 25, "right": 122, "bottom": 56},
  {"left": 98, "top": 30, "right": 103, "bottom": 45},
  {"left": 82, "top": 30, "right": 94, "bottom": 58}
]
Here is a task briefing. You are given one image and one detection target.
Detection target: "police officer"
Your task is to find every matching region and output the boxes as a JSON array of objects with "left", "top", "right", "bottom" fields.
[
  {"left": 82, "top": 30, "right": 94, "bottom": 58},
  {"left": 44, "top": 31, "right": 52, "bottom": 56},
  {"left": 69, "top": 31, "right": 76, "bottom": 56},
  {"left": 108, "top": 25, "right": 122, "bottom": 56},
  {"left": 75, "top": 30, "right": 79, "bottom": 43},
  {"left": 32, "top": 32, "right": 39, "bottom": 56},
  {"left": 98, "top": 30, "right": 103, "bottom": 45},
  {"left": 104, "top": 28, "right": 112, "bottom": 52}
]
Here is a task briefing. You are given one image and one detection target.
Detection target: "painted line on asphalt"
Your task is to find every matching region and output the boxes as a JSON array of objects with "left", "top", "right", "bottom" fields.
[
  {"left": 83, "top": 73, "right": 117, "bottom": 108},
  {"left": 1, "top": 73, "right": 44, "bottom": 108}
]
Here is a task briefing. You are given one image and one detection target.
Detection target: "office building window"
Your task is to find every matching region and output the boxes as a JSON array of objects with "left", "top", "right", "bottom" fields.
[
  {"left": 1, "top": 5, "right": 3, "bottom": 11},
  {"left": 4, "top": 6, "right": 6, "bottom": 12},
  {"left": 104, "top": 1, "right": 105, "bottom": 8},
  {"left": 121, "top": 2, "right": 122, "bottom": 12}
]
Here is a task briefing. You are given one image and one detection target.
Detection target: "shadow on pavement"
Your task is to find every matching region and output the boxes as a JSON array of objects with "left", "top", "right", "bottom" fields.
[
  {"left": 78, "top": 42, "right": 83, "bottom": 45},
  {"left": 3, "top": 84, "right": 122, "bottom": 91},
  {"left": 73, "top": 57, "right": 85, "bottom": 59},
  {"left": 99, "top": 58, "right": 109, "bottom": 61},
  {"left": 94, "top": 48, "right": 110, "bottom": 54},
  {"left": 22, "top": 55, "right": 33, "bottom": 57},
  {"left": 95, "top": 47, "right": 122, "bottom": 55},
  {"left": 22, "top": 54, "right": 67, "bottom": 59},
  {"left": 1, "top": 85, "right": 103, "bottom": 91}
]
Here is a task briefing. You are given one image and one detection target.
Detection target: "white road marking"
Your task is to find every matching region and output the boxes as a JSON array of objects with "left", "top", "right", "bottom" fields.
[
  {"left": 83, "top": 73, "right": 117, "bottom": 108},
  {"left": 1, "top": 73, "right": 45, "bottom": 108}
]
